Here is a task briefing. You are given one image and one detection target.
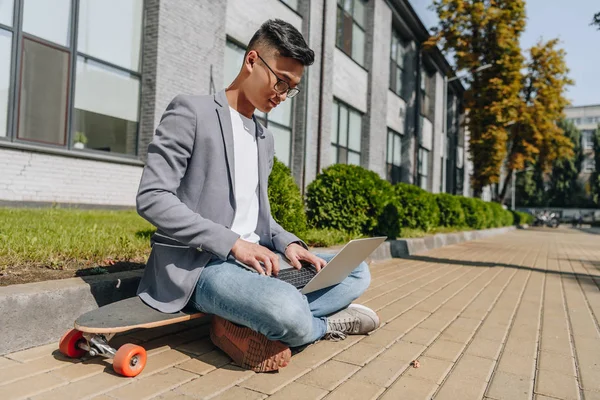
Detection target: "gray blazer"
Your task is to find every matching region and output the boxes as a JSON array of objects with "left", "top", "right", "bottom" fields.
[{"left": 136, "top": 90, "right": 305, "bottom": 313}]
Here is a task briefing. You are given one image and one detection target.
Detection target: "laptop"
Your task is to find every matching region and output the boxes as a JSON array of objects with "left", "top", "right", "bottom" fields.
[{"left": 235, "top": 237, "right": 387, "bottom": 294}]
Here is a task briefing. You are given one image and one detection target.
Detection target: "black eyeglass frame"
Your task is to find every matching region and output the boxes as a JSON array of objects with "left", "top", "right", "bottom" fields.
[{"left": 256, "top": 52, "right": 300, "bottom": 99}]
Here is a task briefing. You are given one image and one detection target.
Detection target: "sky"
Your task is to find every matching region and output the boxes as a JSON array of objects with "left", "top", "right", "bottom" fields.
[{"left": 408, "top": 0, "right": 600, "bottom": 107}]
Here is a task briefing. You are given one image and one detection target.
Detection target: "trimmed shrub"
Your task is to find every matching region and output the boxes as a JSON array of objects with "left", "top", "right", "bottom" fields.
[
  {"left": 391, "top": 183, "right": 440, "bottom": 232},
  {"left": 435, "top": 193, "right": 465, "bottom": 227},
  {"left": 458, "top": 197, "right": 486, "bottom": 229},
  {"left": 306, "top": 164, "right": 393, "bottom": 235},
  {"left": 268, "top": 157, "right": 307, "bottom": 235},
  {"left": 512, "top": 211, "right": 534, "bottom": 225},
  {"left": 488, "top": 202, "right": 505, "bottom": 228}
]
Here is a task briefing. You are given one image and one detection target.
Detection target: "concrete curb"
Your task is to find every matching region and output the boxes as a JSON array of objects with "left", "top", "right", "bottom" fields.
[{"left": 0, "top": 226, "right": 515, "bottom": 356}]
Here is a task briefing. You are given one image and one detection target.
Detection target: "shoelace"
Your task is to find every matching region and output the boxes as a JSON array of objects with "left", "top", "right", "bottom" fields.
[
  {"left": 324, "top": 331, "right": 347, "bottom": 341},
  {"left": 324, "top": 315, "right": 360, "bottom": 341}
]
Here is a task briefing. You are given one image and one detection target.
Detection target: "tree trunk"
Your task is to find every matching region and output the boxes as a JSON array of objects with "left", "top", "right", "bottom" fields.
[{"left": 497, "top": 169, "right": 514, "bottom": 204}]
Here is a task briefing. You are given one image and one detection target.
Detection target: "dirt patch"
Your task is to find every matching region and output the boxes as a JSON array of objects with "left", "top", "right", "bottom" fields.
[{"left": 0, "top": 259, "right": 147, "bottom": 287}]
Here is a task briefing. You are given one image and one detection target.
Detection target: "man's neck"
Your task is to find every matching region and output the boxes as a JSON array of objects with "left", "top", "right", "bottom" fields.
[{"left": 225, "top": 88, "right": 255, "bottom": 119}]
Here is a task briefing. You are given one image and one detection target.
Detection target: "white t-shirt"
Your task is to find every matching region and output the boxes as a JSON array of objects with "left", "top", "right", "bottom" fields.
[{"left": 229, "top": 107, "right": 260, "bottom": 244}]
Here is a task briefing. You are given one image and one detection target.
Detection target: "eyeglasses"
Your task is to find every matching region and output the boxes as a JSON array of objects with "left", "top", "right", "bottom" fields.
[{"left": 256, "top": 53, "right": 300, "bottom": 99}]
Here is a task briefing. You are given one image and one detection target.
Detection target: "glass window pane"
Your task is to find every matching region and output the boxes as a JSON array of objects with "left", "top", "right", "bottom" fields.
[
  {"left": 269, "top": 124, "right": 291, "bottom": 167},
  {"left": 339, "top": 105, "right": 348, "bottom": 147},
  {"left": 23, "top": 0, "right": 71, "bottom": 46},
  {"left": 393, "top": 133, "right": 402, "bottom": 165},
  {"left": 338, "top": 147, "right": 348, "bottom": 164},
  {"left": 0, "top": 0, "right": 13, "bottom": 26},
  {"left": 352, "top": 24, "right": 365, "bottom": 66},
  {"left": 331, "top": 101, "right": 339, "bottom": 144},
  {"left": 255, "top": 110, "right": 267, "bottom": 119},
  {"left": 78, "top": 0, "right": 143, "bottom": 71},
  {"left": 342, "top": 12, "right": 353, "bottom": 55},
  {"left": 281, "top": 0, "right": 298, "bottom": 10},
  {"left": 0, "top": 30, "right": 11, "bottom": 137},
  {"left": 225, "top": 40, "right": 245, "bottom": 87},
  {"left": 336, "top": 6, "right": 343, "bottom": 49},
  {"left": 390, "top": 34, "right": 397, "bottom": 61},
  {"left": 396, "top": 67, "right": 403, "bottom": 97},
  {"left": 343, "top": 0, "right": 352, "bottom": 13},
  {"left": 386, "top": 132, "right": 393, "bottom": 164},
  {"left": 348, "top": 109, "right": 361, "bottom": 151},
  {"left": 268, "top": 98, "right": 292, "bottom": 127},
  {"left": 389, "top": 60, "right": 396, "bottom": 92},
  {"left": 18, "top": 39, "right": 69, "bottom": 145},
  {"left": 397, "top": 42, "right": 404, "bottom": 67},
  {"left": 348, "top": 151, "right": 360, "bottom": 165},
  {"left": 330, "top": 144, "right": 338, "bottom": 165},
  {"left": 74, "top": 57, "right": 140, "bottom": 155},
  {"left": 353, "top": 0, "right": 366, "bottom": 28}
]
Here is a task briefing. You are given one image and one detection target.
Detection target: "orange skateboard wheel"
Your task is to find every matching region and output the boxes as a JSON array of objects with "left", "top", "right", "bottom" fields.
[
  {"left": 59, "top": 329, "right": 86, "bottom": 358},
  {"left": 113, "top": 344, "right": 147, "bottom": 377}
]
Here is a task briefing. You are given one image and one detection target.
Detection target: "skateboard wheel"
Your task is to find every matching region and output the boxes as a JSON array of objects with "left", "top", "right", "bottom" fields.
[
  {"left": 113, "top": 344, "right": 147, "bottom": 377},
  {"left": 59, "top": 329, "right": 86, "bottom": 358}
]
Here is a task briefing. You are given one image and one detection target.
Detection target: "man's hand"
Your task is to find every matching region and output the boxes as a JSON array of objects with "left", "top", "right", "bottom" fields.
[
  {"left": 285, "top": 243, "right": 327, "bottom": 272},
  {"left": 230, "top": 239, "right": 280, "bottom": 276}
]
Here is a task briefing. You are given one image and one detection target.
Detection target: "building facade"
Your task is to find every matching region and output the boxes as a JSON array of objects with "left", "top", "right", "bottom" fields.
[
  {"left": 565, "top": 104, "right": 599, "bottom": 189},
  {"left": 0, "top": 0, "right": 468, "bottom": 207}
]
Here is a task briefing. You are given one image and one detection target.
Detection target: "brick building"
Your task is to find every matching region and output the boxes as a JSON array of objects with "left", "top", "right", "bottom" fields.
[{"left": 0, "top": 0, "right": 468, "bottom": 207}]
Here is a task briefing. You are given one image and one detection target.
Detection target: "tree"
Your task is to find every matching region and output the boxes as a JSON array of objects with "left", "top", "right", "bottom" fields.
[
  {"left": 592, "top": 12, "right": 600, "bottom": 30},
  {"left": 591, "top": 126, "right": 600, "bottom": 206},
  {"left": 545, "top": 119, "right": 585, "bottom": 207},
  {"left": 515, "top": 163, "right": 545, "bottom": 207},
  {"left": 427, "top": 0, "right": 526, "bottom": 197},
  {"left": 497, "top": 39, "right": 574, "bottom": 204}
]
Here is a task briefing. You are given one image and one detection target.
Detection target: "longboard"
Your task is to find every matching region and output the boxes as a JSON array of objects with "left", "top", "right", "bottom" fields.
[{"left": 59, "top": 296, "right": 205, "bottom": 377}]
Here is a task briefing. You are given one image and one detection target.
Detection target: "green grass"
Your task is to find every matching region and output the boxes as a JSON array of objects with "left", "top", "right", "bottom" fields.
[{"left": 0, "top": 207, "right": 155, "bottom": 272}]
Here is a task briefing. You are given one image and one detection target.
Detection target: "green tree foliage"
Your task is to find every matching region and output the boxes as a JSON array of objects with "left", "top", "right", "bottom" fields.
[
  {"left": 592, "top": 12, "right": 600, "bottom": 29},
  {"left": 546, "top": 120, "right": 586, "bottom": 207},
  {"left": 591, "top": 126, "right": 600, "bottom": 206}
]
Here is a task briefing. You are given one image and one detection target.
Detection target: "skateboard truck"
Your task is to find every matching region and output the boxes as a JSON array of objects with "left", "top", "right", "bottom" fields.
[{"left": 59, "top": 329, "right": 147, "bottom": 377}]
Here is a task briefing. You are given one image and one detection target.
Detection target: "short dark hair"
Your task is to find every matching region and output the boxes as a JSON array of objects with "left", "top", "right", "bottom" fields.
[{"left": 247, "top": 19, "right": 315, "bottom": 66}]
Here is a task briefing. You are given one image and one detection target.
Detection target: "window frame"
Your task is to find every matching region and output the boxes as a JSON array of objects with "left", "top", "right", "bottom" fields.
[
  {"left": 331, "top": 98, "right": 362, "bottom": 166},
  {"left": 335, "top": 0, "right": 367, "bottom": 67},
  {"left": 418, "top": 146, "right": 429, "bottom": 190},
  {"left": 1, "top": 0, "right": 144, "bottom": 160}
]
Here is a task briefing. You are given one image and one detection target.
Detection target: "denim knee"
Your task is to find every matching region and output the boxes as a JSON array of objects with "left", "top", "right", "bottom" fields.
[
  {"left": 260, "top": 297, "right": 315, "bottom": 347},
  {"left": 352, "top": 262, "right": 371, "bottom": 295}
]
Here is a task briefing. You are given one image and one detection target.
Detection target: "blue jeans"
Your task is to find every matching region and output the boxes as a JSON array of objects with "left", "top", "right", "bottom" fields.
[{"left": 188, "top": 253, "right": 371, "bottom": 347}]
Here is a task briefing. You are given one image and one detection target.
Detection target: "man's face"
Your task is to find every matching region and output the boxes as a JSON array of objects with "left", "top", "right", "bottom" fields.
[{"left": 244, "top": 50, "right": 304, "bottom": 113}]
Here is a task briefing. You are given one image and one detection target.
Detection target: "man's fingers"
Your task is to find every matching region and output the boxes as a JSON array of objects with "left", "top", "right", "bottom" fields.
[
  {"left": 249, "top": 259, "right": 265, "bottom": 275},
  {"left": 269, "top": 253, "right": 280, "bottom": 275},
  {"left": 288, "top": 254, "right": 302, "bottom": 269},
  {"left": 260, "top": 255, "right": 273, "bottom": 276}
]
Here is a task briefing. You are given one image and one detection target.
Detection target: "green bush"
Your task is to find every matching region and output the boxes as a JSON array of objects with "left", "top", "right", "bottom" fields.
[
  {"left": 512, "top": 211, "right": 534, "bottom": 225},
  {"left": 488, "top": 202, "right": 505, "bottom": 228},
  {"left": 391, "top": 183, "right": 440, "bottom": 233},
  {"left": 306, "top": 164, "right": 393, "bottom": 235},
  {"left": 300, "top": 228, "right": 361, "bottom": 247},
  {"left": 435, "top": 193, "right": 465, "bottom": 227},
  {"left": 458, "top": 197, "right": 486, "bottom": 229},
  {"left": 268, "top": 158, "right": 307, "bottom": 235}
]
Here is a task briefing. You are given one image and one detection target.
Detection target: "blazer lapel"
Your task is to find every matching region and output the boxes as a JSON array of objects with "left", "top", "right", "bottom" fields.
[
  {"left": 214, "top": 91, "right": 236, "bottom": 202},
  {"left": 254, "top": 118, "right": 272, "bottom": 244}
]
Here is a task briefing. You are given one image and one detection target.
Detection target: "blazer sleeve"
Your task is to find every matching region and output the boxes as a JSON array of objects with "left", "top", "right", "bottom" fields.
[{"left": 136, "top": 95, "right": 240, "bottom": 260}]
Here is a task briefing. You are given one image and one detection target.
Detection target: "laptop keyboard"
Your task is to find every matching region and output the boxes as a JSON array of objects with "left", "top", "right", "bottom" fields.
[{"left": 274, "top": 264, "right": 318, "bottom": 289}]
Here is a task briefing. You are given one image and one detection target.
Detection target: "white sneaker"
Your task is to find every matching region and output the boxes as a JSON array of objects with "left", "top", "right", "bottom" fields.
[{"left": 324, "top": 304, "right": 380, "bottom": 340}]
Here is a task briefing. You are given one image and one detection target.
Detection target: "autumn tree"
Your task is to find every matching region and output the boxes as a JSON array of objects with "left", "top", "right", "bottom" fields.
[
  {"left": 428, "top": 0, "right": 526, "bottom": 197},
  {"left": 497, "top": 39, "right": 574, "bottom": 203}
]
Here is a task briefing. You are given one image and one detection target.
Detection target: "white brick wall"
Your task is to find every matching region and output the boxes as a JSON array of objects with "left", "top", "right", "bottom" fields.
[{"left": 0, "top": 148, "right": 143, "bottom": 206}]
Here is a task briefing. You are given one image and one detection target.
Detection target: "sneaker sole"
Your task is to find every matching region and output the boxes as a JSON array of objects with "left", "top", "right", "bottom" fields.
[{"left": 209, "top": 316, "right": 291, "bottom": 372}]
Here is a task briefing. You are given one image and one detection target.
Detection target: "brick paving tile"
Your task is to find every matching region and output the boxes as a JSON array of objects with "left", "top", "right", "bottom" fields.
[
  {"left": 7, "top": 228, "right": 600, "bottom": 400},
  {"left": 296, "top": 360, "right": 360, "bottom": 391}
]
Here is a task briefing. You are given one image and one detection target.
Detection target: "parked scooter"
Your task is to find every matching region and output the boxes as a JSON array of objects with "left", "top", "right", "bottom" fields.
[{"left": 533, "top": 211, "right": 560, "bottom": 228}]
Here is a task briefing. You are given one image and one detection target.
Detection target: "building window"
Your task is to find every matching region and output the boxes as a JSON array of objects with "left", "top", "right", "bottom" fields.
[
  {"left": 389, "top": 29, "right": 406, "bottom": 98},
  {"left": 386, "top": 129, "right": 402, "bottom": 183},
  {"left": 583, "top": 158, "right": 596, "bottom": 173},
  {"left": 336, "top": 0, "right": 366, "bottom": 66},
  {"left": 331, "top": 99, "right": 362, "bottom": 165},
  {"left": 17, "top": 38, "right": 70, "bottom": 145},
  {"left": 0, "top": 0, "right": 14, "bottom": 26},
  {"left": 420, "top": 68, "right": 434, "bottom": 120},
  {"left": 224, "top": 39, "right": 294, "bottom": 167},
  {"left": 0, "top": 29, "right": 11, "bottom": 138},
  {"left": 582, "top": 130, "right": 594, "bottom": 150},
  {"left": 3, "top": 0, "right": 144, "bottom": 156},
  {"left": 418, "top": 146, "right": 429, "bottom": 189}
]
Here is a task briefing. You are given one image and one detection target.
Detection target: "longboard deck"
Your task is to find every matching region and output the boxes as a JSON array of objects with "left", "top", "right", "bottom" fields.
[{"left": 75, "top": 296, "right": 205, "bottom": 334}]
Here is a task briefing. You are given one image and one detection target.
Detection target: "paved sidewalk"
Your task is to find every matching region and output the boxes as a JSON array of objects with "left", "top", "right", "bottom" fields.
[{"left": 1, "top": 228, "right": 599, "bottom": 400}]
